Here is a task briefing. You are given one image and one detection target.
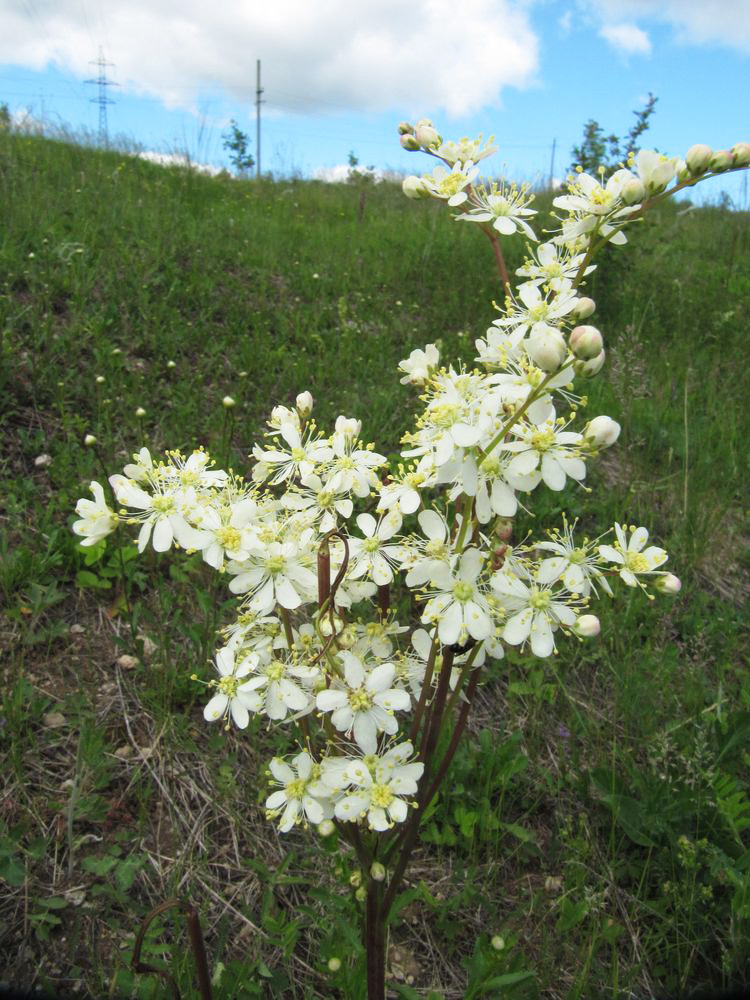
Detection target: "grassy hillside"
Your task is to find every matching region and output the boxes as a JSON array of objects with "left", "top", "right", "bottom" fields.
[{"left": 2, "top": 130, "right": 750, "bottom": 999}]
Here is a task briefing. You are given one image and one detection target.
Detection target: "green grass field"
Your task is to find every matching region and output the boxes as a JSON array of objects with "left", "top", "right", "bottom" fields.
[{"left": 2, "top": 129, "right": 750, "bottom": 999}]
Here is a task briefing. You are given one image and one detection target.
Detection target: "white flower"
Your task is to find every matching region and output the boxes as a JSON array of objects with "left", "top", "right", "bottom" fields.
[
  {"left": 265, "top": 752, "right": 334, "bottom": 832},
  {"left": 491, "top": 568, "right": 578, "bottom": 658},
  {"left": 196, "top": 495, "right": 259, "bottom": 570},
  {"left": 315, "top": 653, "right": 411, "bottom": 753},
  {"left": 421, "top": 161, "right": 479, "bottom": 207},
  {"left": 202, "top": 646, "right": 261, "bottom": 729},
  {"left": 403, "top": 509, "right": 453, "bottom": 587},
  {"left": 458, "top": 180, "right": 537, "bottom": 239},
  {"left": 109, "top": 475, "right": 207, "bottom": 554},
  {"left": 327, "top": 424, "right": 385, "bottom": 498},
  {"left": 503, "top": 410, "right": 585, "bottom": 492},
  {"left": 634, "top": 150, "right": 678, "bottom": 194},
  {"left": 516, "top": 242, "right": 594, "bottom": 292},
  {"left": 73, "top": 481, "right": 118, "bottom": 546},
  {"left": 598, "top": 523, "right": 668, "bottom": 588},
  {"left": 228, "top": 538, "right": 317, "bottom": 611},
  {"left": 282, "top": 473, "right": 353, "bottom": 533},
  {"left": 378, "top": 461, "right": 434, "bottom": 516},
  {"left": 334, "top": 743, "right": 424, "bottom": 831},
  {"left": 252, "top": 422, "right": 333, "bottom": 485},
  {"left": 421, "top": 548, "right": 493, "bottom": 646},
  {"left": 535, "top": 521, "right": 613, "bottom": 597},
  {"left": 436, "top": 135, "right": 497, "bottom": 165},
  {"left": 348, "top": 511, "right": 404, "bottom": 586},
  {"left": 238, "top": 653, "right": 318, "bottom": 721},
  {"left": 398, "top": 344, "right": 440, "bottom": 386}
]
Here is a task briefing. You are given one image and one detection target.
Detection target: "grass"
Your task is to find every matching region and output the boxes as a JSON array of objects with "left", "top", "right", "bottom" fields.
[{"left": 1, "top": 127, "right": 750, "bottom": 998}]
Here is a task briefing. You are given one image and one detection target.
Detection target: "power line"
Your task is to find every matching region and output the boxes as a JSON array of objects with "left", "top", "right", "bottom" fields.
[{"left": 84, "top": 46, "right": 117, "bottom": 146}]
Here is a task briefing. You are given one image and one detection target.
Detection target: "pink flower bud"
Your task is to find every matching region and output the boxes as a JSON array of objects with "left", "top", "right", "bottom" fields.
[
  {"left": 573, "top": 349, "right": 606, "bottom": 378},
  {"left": 572, "top": 296, "right": 596, "bottom": 320},
  {"left": 732, "top": 142, "right": 750, "bottom": 167},
  {"left": 709, "top": 149, "right": 734, "bottom": 172},
  {"left": 569, "top": 325, "right": 603, "bottom": 360},
  {"left": 656, "top": 573, "right": 682, "bottom": 595},
  {"left": 575, "top": 614, "right": 601, "bottom": 638},
  {"left": 584, "top": 415, "right": 621, "bottom": 448},
  {"left": 686, "top": 144, "right": 712, "bottom": 175}
]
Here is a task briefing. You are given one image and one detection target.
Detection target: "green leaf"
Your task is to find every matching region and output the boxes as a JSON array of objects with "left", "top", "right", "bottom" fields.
[
  {"left": 480, "top": 971, "right": 534, "bottom": 991},
  {"left": 82, "top": 855, "right": 119, "bottom": 876},
  {"left": 75, "top": 569, "right": 111, "bottom": 590},
  {"left": 0, "top": 855, "right": 25, "bottom": 886},
  {"left": 39, "top": 896, "right": 68, "bottom": 909},
  {"left": 557, "top": 897, "right": 589, "bottom": 932}
]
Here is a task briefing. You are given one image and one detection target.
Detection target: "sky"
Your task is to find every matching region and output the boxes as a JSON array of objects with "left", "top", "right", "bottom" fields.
[{"left": 1, "top": 0, "right": 749, "bottom": 203}]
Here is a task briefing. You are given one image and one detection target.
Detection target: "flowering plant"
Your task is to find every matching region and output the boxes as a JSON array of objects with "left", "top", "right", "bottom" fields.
[{"left": 74, "top": 120, "right": 749, "bottom": 997}]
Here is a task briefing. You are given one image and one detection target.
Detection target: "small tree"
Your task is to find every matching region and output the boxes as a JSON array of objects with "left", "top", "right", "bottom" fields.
[
  {"left": 0, "top": 102, "right": 11, "bottom": 130},
  {"left": 571, "top": 93, "right": 658, "bottom": 177},
  {"left": 222, "top": 119, "right": 255, "bottom": 176}
]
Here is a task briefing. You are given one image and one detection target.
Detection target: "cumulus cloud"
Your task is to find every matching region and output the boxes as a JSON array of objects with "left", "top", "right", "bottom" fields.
[
  {"left": 582, "top": 0, "right": 750, "bottom": 54},
  {"left": 599, "top": 22, "right": 652, "bottom": 55},
  {"left": 0, "top": 0, "right": 539, "bottom": 116}
]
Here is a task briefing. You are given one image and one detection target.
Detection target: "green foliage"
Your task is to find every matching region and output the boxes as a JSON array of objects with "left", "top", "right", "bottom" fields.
[
  {"left": 570, "top": 93, "right": 658, "bottom": 176},
  {"left": 222, "top": 119, "right": 255, "bottom": 176}
]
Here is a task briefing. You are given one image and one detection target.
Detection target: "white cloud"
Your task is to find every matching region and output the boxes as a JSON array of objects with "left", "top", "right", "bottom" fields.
[
  {"left": 582, "top": 1, "right": 750, "bottom": 53},
  {"left": 312, "top": 164, "right": 402, "bottom": 183},
  {"left": 0, "top": 0, "right": 540, "bottom": 117},
  {"left": 137, "top": 151, "right": 221, "bottom": 175},
  {"left": 599, "top": 22, "right": 652, "bottom": 55}
]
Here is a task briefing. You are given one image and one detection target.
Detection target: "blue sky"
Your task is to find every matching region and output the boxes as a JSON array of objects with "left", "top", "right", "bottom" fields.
[{"left": 1, "top": 0, "right": 748, "bottom": 204}]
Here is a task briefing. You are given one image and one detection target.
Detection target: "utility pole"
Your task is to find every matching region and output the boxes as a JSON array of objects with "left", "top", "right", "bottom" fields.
[
  {"left": 549, "top": 137, "right": 557, "bottom": 190},
  {"left": 256, "top": 59, "right": 264, "bottom": 178},
  {"left": 85, "top": 47, "right": 117, "bottom": 147}
]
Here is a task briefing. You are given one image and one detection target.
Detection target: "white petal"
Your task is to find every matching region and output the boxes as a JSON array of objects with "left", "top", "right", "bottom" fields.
[{"left": 203, "top": 693, "right": 228, "bottom": 722}]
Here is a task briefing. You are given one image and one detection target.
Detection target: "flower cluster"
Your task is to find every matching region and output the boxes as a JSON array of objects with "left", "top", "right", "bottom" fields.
[{"left": 72, "top": 116, "right": 750, "bottom": 851}]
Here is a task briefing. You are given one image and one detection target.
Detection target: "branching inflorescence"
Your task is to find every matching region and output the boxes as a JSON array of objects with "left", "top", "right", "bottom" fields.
[{"left": 73, "top": 120, "right": 749, "bottom": 997}]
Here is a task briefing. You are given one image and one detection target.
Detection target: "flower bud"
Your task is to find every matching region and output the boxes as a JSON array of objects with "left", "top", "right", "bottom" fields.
[
  {"left": 572, "top": 296, "right": 596, "bottom": 320},
  {"left": 709, "top": 149, "right": 734, "bottom": 172},
  {"left": 96, "top": 375, "right": 105, "bottom": 384},
  {"left": 575, "top": 614, "right": 601, "bottom": 638},
  {"left": 327, "top": 957, "right": 342, "bottom": 973},
  {"left": 526, "top": 328, "right": 567, "bottom": 371},
  {"left": 569, "top": 325, "right": 603, "bottom": 361},
  {"left": 84, "top": 434, "right": 97, "bottom": 447},
  {"left": 335, "top": 415, "right": 361, "bottom": 439},
  {"left": 494, "top": 518, "right": 513, "bottom": 542},
  {"left": 397, "top": 122, "right": 414, "bottom": 136},
  {"left": 415, "top": 124, "right": 440, "bottom": 149},
  {"left": 491, "top": 935, "right": 505, "bottom": 952},
  {"left": 349, "top": 871, "right": 362, "bottom": 888},
  {"left": 370, "top": 862, "right": 386, "bottom": 883},
  {"left": 584, "top": 415, "right": 621, "bottom": 449},
  {"left": 621, "top": 177, "right": 645, "bottom": 205},
  {"left": 295, "top": 391, "right": 314, "bottom": 417},
  {"left": 166, "top": 359, "right": 176, "bottom": 368},
  {"left": 317, "top": 819, "right": 335, "bottom": 837},
  {"left": 354, "top": 886, "right": 367, "bottom": 903},
  {"left": 402, "top": 174, "right": 429, "bottom": 199},
  {"left": 685, "top": 144, "right": 712, "bottom": 175},
  {"left": 222, "top": 395, "right": 236, "bottom": 408},
  {"left": 573, "top": 349, "right": 606, "bottom": 378},
  {"left": 135, "top": 406, "right": 146, "bottom": 418},
  {"left": 656, "top": 573, "right": 682, "bottom": 595},
  {"left": 400, "top": 133, "right": 420, "bottom": 151},
  {"left": 732, "top": 142, "right": 750, "bottom": 167},
  {"left": 319, "top": 613, "right": 345, "bottom": 638}
]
